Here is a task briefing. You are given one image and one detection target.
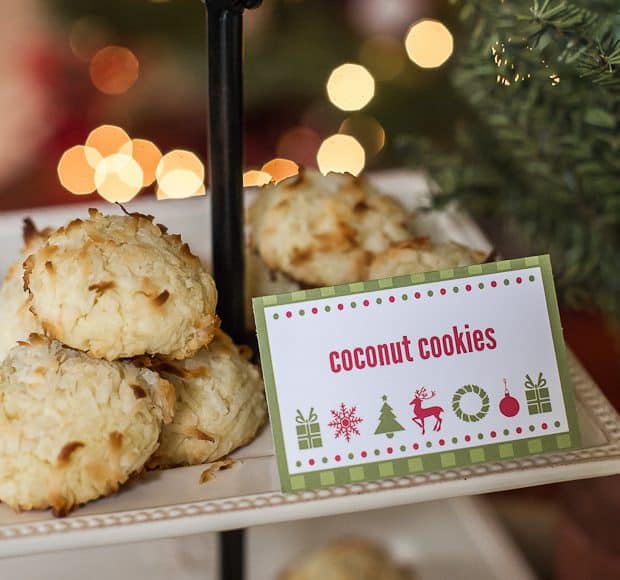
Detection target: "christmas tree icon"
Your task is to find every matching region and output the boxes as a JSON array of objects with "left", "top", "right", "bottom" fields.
[{"left": 374, "top": 395, "right": 405, "bottom": 439}]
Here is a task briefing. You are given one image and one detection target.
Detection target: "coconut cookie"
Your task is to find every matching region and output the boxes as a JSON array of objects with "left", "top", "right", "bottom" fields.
[
  {"left": 248, "top": 170, "right": 411, "bottom": 287},
  {"left": 0, "top": 336, "right": 175, "bottom": 515},
  {"left": 368, "top": 238, "right": 488, "bottom": 280},
  {"left": 0, "top": 219, "right": 51, "bottom": 361},
  {"left": 24, "top": 209, "right": 218, "bottom": 360},
  {"left": 145, "top": 331, "right": 267, "bottom": 469}
]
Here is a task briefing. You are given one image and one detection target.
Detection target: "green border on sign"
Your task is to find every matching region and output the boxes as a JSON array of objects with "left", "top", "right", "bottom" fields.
[{"left": 253, "top": 255, "right": 581, "bottom": 493}]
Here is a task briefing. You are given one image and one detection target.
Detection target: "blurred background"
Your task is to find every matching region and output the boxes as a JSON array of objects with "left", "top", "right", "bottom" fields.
[{"left": 0, "top": 0, "right": 618, "bottom": 578}]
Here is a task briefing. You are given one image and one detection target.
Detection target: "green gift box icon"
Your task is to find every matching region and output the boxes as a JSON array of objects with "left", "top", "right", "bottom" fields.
[
  {"left": 295, "top": 408, "right": 323, "bottom": 450},
  {"left": 524, "top": 373, "right": 552, "bottom": 415}
]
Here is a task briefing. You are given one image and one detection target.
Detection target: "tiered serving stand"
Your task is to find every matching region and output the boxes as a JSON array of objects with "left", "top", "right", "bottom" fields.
[{"left": 0, "top": 2, "right": 618, "bottom": 578}]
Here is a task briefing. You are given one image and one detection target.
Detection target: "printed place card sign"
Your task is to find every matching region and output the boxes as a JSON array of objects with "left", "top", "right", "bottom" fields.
[{"left": 253, "top": 255, "right": 580, "bottom": 492}]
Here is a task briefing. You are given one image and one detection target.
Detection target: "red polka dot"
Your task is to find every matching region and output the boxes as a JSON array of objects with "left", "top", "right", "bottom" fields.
[
  {"left": 286, "top": 311, "right": 292, "bottom": 318},
  {"left": 516, "top": 427, "right": 523, "bottom": 434},
  {"left": 413, "top": 443, "right": 419, "bottom": 450},
  {"left": 465, "top": 435, "right": 471, "bottom": 442},
  {"left": 337, "top": 304, "right": 344, "bottom": 311},
  {"left": 389, "top": 296, "right": 395, "bottom": 303},
  {"left": 311, "top": 307, "right": 318, "bottom": 314},
  {"left": 491, "top": 281, "right": 497, "bottom": 288},
  {"left": 363, "top": 299, "right": 370, "bottom": 307},
  {"left": 361, "top": 451, "right": 367, "bottom": 458},
  {"left": 542, "top": 422, "right": 548, "bottom": 430},
  {"left": 490, "top": 431, "right": 497, "bottom": 438},
  {"left": 414, "top": 292, "right": 421, "bottom": 299},
  {"left": 439, "top": 439, "right": 445, "bottom": 446},
  {"left": 516, "top": 277, "right": 522, "bottom": 284},
  {"left": 387, "top": 447, "right": 393, "bottom": 454},
  {"left": 335, "top": 454, "right": 341, "bottom": 462},
  {"left": 465, "top": 284, "right": 472, "bottom": 292},
  {"left": 309, "top": 459, "right": 315, "bottom": 466},
  {"left": 440, "top": 288, "right": 446, "bottom": 295}
]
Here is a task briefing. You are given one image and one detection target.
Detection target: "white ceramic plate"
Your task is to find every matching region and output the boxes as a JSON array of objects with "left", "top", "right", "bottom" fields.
[
  {"left": 0, "top": 496, "right": 535, "bottom": 580},
  {"left": 0, "top": 171, "right": 618, "bottom": 558}
]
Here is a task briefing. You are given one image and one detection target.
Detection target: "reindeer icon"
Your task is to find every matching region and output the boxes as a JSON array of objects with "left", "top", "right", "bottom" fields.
[{"left": 410, "top": 387, "right": 444, "bottom": 435}]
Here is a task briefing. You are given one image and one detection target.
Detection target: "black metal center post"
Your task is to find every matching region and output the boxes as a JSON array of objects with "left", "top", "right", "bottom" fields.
[{"left": 203, "top": 1, "right": 261, "bottom": 579}]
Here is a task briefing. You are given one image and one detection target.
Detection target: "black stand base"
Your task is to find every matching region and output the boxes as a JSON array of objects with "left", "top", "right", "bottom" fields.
[{"left": 219, "top": 528, "right": 245, "bottom": 580}]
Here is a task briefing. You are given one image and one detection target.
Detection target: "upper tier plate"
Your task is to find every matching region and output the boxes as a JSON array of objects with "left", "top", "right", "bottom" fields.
[{"left": 0, "top": 171, "right": 618, "bottom": 558}]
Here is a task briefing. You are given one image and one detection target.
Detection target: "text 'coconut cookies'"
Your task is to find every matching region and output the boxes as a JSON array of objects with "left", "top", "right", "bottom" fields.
[
  {"left": 24, "top": 209, "right": 218, "bottom": 360},
  {"left": 0, "top": 335, "right": 175, "bottom": 515}
]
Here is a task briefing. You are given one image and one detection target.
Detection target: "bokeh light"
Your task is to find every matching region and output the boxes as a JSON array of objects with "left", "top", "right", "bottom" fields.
[
  {"left": 276, "top": 126, "right": 322, "bottom": 167},
  {"left": 243, "top": 170, "right": 272, "bottom": 188},
  {"left": 359, "top": 36, "right": 406, "bottom": 81},
  {"left": 405, "top": 19, "right": 454, "bottom": 69},
  {"left": 339, "top": 115, "right": 385, "bottom": 158},
  {"left": 121, "top": 138, "right": 162, "bottom": 186},
  {"left": 94, "top": 154, "right": 143, "bottom": 203},
  {"left": 157, "top": 169, "right": 204, "bottom": 199},
  {"left": 156, "top": 149, "right": 204, "bottom": 183},
  {"left": 86, "top": 125, "right": 132, "bottom": 158},
  {"left": 316, "top": 135, "right": 366, "bottom": 176},
  {"left": 261, "top": 158, "right": 299, "bottom": 184},
  {"left": 326, "top": 64, "right": 375, "bottom": 112},
  {"left": 57, "top": 145, "right": 103, "bottom": 195},
  {"left": 89, "top": 45, "right": 140, "bottom": 95},
  {"left": 69, "top": 17, "right": 108, "bottom": 62}
]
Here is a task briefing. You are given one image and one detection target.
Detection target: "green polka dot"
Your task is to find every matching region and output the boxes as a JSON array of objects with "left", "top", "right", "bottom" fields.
[
  {"left": 374, "top": 449, "right": 380, "bottom": 456},
  {"left": 399, "top": 445, "right": 406, "bottom": 452},
  {"left": 426, "top": 441, "right": 432, "bottom": 448},
  {"left": 325, "top": 305, "right": 331, "bottom": 312},
  {"left": 529, "top": 425, "right": 535, "bottom": 432},
  {"left": 348, "top": 453, "right": 354, "bottom": 460},
  {"left": 503, "top": 428, "right": 510, "bottom": 436},
  {"left": 427, "top": 290, "right": 434, "bottom": 297},
  {"left": 295, "top": 460, "right": 301, "bottom": 467},
  {"left": 503, "top": 279, "right": 510, "bottom": 286},
  {"left": 453, "top": 287, "right": 459, "bottom": 293},
  {"left": 554, "top": 421, "right": 561, "bottom": 428},
  {"left": 273, "top": 313, "right": 279, "bottom": 320},
  {"left": 478, "top": 282, "right": 484, "bottom": 289},
  {"left": 401, "top": 294, "right": 408, "bottom": 301},
  {"left": 529, "top": 275, "right": 535, "bottom": 282},
  {"left": 322, "top": 457, "right": 328, "bottom": 463},
  {"left": 451, "top": 437, "right": 458, "bottom": 444},
  {"left": 350, "top": 302, "right": 357, "bottom": 308},
  {"left": 376, "top": 298, "right": 383, "bottom": 305},
  {"left": 477, "top": 433, "right": 484, "bottom": 440},
  {"left": 299, "top": 309, "right": 305, "bottom": 316}
]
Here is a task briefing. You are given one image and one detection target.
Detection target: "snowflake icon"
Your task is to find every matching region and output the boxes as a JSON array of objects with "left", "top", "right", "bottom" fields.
[{"left": 328, "top": 403, "right": 363, "bottom": 442}]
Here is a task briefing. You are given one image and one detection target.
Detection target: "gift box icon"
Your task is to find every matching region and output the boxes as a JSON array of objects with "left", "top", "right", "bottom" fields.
[
  {"left": 524, "top": 372, "right": 552, "bottom": 414},
  {"left": 296, "top": 408, "right": 323, "bottom": 450}
]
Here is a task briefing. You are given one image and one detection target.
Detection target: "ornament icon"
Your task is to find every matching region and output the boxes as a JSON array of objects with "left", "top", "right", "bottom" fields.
[
  {"left": 499, "top": 378, "right": 520, "bottom": 418},
  {"left": 374, "top": 395, "right": 405, "bottom": 439}
]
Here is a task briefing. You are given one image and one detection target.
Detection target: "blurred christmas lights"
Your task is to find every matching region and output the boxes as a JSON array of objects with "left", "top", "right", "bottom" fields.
[
  {"left": 243, "top": 170, "right": 272, "bottom": 187},
  {"left": 85, "top": 125, "right": 132, "bottom": 158},
  {"left": 359, "top": 36, "right": 406, "bottom": 81},
  {"left": 326, "top": 64, "right": 375, "bottom": 112},
  {"left": 57, "top": 145, "right": 102, "bottom": 195},
  {"left": 120, "top": 139, "right": 162, "bottom": 187},
  {"left": 317, "top": 134, "right": 365, "bottom": 176},
  {"left": 94, "top": 154, "right": 143, "bottom": 203},
  {"left": 339, "top": 115, "right": 385, "bottom": 158},
  {"left": 261, "top": 158, "right": 299, "bottom": 183},
  {"left": 405, "top": 19, "right": 453, "bottom": 69},
  {"left": 89, "top": 45, "right": 140, "bottom": 95}
]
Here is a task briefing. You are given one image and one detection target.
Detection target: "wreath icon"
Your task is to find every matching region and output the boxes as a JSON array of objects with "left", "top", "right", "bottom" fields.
[{"left": 452, "top": 384, "right": 490, "bottom": 423}]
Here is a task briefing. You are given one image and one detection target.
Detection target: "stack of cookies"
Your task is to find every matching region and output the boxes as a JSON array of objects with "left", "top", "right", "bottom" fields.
[
  {"left": 248, "top": 169, "right": 488, "bottom": 297},
  {"left": 0, "top": 209, "right": 267, "bottom": 516}
]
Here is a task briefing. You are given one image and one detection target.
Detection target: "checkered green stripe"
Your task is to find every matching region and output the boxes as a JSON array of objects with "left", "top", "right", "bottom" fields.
[
  {"left": 285, "top": 432, "right": 573, "bottom": 492},
  {"left": 255, "top": 256, "right": 543, "bottom": 308}
]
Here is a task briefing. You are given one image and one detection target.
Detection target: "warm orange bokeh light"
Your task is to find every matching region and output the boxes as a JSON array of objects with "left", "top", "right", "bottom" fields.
[
  {"left": 339, "top": 115, "right": 386, "bottom": 158},
  {"left": 317, "top": 135, "right": 366, "bottom": 176},
  {"left": 86, "top": 125, "right": 132, "bottom": 158},
  {"left": 243, "top": 170, "right": 273, "bottom": 188},
  {"left": 94, "top": 154, "right": 143, "bottom": 203},
  {"left": 405, "top": 19, "right": 454, "bottom": 69},
  {"left": 90, "top": 45, "right": 140, "bottom": 95},
  {"left": 326, "top": 64, "right": 375, "bottom": 112},
  {"left": 261, "top": 158, "right": 299, "bottom": 184},
  {"left": 157, "top": 169, "right": 204, "bottom": 200},
  {"left": 57, "top": 145, "right": 103, "bottom": 195},
  {"left": 121, "top": 139, "right": 162, "bottom": 187},
  {"left": 156, "top": 150, "right": 205, "bottom": 183}
]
